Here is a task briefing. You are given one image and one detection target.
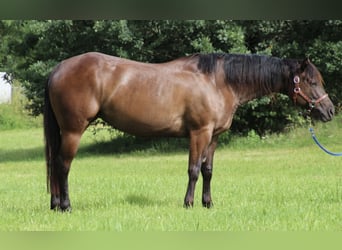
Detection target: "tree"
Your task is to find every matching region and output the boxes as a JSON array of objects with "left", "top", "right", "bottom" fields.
[
  {"left": 1, "top": 20, "right": 341, "bottom": 135},
  {"left": 1, "top": 20, "right": 247, "bottom": 116}
]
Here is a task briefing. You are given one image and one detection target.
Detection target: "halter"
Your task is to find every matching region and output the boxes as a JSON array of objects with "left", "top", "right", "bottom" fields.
[
  {"left": 293, "top": 76, "right": 341, "bottom": 156},
  {"left": 292, "top": 75, "right": 328, "bottom": 111}
]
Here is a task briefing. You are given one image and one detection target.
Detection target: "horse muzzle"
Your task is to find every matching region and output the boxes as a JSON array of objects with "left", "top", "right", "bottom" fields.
[{"left": 311, "top": 100, "right": 335, "bottom": 122}]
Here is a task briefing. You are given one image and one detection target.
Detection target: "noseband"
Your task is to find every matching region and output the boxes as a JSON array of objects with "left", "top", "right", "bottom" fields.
[{"left": 292, "top": 75, "right": 328, "bottom": 110}]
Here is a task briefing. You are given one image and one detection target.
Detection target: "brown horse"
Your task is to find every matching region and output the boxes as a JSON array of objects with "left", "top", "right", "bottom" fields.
[{"left": 44, "top": 52, "right": 334, "bottom": 211}]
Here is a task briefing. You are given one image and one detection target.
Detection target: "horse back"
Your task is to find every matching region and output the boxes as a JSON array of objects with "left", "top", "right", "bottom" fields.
[{"left": 48, "top": 52, "right": 233, "bottom": 137}]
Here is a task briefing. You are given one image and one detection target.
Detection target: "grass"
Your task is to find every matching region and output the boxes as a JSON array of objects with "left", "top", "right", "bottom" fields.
[
  {"left": 1, "top": 114, "right": 342, "bottom": 231},
  {"left": 0, "top": 85, "right": 42, "bottom": 130}
]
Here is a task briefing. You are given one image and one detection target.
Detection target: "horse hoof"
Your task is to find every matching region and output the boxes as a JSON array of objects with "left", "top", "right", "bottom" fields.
[
  {"left": 183, "top": 201, "right": 194, "bottom": 208},
  {"left": 50, "top": 204, "right": 72, "bottom": 212},
  {"left": 60, "top": 202, "right": 72, "bottom": 212},
  {"left": 50, "top": 196, "right": 60, "bottom": 210},
  {"left": 202, "top": 201, "right": 213, "bottom": 209},
  {"left": 50, "top": 205, "right": 60, "bottom": 211},
  {"left": 60, "top": 206, "right": 72, "bottom": 213}
]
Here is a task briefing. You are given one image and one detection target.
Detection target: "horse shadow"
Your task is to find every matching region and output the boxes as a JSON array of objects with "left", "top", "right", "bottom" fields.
[
  {"left": 77, "top": 135, "right": 189, "bottom": 157},
  {"left": 123, "top": 194, "right": 162, "bottom": 207},
  {"left": 0, "top": 135, "right": 188, "bottom": 163},
  {"left": 0, "top": 147, "right": 44, "bottom": 163}
]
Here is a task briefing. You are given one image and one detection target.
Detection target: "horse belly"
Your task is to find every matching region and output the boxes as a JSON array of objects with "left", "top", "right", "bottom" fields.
[{"left": 100, "top": 102, "right": 187, "bottom": 137}]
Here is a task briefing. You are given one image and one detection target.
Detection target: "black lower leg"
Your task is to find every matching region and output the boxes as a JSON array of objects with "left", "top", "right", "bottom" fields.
[
  {"left": 58, "top": 175, "right": 71, "bottom": 212},
  {"left": 184, "top": 164, "right": 201, "bottom": 208},
  {"left": 50, "top": 194, "right": 60, "bottom": 210},
  {"left": 201, "top": 163, "right": 213, "bottom": 208}
]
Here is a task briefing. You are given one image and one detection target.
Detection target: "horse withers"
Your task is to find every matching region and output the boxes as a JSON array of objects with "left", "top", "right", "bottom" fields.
[{"left": 44, "top": 52, "right": 334, "bottom": 211}]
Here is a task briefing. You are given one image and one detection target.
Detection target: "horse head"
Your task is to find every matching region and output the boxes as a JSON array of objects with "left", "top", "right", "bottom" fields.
[{"left": 291, "top": 58, "right": 334, "bottom": 122}]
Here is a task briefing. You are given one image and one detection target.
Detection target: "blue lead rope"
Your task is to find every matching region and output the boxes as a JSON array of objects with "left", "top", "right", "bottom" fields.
[{"left": 309, "top": 127, "right": 342, "bottom": 156}]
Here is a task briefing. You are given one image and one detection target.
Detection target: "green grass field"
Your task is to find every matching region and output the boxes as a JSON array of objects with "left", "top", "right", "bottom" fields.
[{"left": 0, "top": 116, "right": 342, "bottom": 231}]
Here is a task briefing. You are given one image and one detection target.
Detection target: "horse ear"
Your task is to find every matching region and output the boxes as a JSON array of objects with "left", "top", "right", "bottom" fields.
[{"left": 300, "top": 58, "right": 310, "bottom": 71}]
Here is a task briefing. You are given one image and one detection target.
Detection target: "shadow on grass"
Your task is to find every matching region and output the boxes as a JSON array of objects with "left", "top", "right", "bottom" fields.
[
  {"left": 0, "top": 136, "right": 189, "bottom": 163},
  {"left": 73, "top": 194, "right": 165, "bottom": 211},
  {"left": 123, "top": 194, "right": 162, "bottom": 207},
  {"left": 0, "top": 147, "right": 44, "bottom": 163},
  {"left": 77, "top": 136, "right": 189, "bottom": 157}
]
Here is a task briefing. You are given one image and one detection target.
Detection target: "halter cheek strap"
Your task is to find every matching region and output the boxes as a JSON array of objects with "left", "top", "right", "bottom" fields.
[{"left": 292, "top": 75, "right": 328, "bottom": 110}]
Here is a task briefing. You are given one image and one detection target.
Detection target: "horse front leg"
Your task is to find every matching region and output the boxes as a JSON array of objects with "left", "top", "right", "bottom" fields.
[
  {"left": 184, "top": 160, "right": 201, "bottom": 208},
  {"left": 184, "top": 127, "right": 212, "bottom": 208},
  {"left": 201, "top": 135, "right": 218, "bottom": 208}
]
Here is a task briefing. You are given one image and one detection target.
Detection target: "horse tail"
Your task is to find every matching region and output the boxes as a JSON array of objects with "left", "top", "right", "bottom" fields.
[{"left": 44, "top": 75, "right": 61, "bottom": 193}]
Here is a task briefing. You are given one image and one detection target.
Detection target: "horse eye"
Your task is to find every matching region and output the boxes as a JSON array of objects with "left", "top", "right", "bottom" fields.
[{"left": 311, "top": 82, "right": 318, "bottom": 86}]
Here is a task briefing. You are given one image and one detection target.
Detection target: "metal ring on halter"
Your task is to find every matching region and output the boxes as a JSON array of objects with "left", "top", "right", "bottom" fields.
[
  {"left": 293, "top": 76, "right": 300, "bottom": 84},
  {"left": 294, "top": 87, "right": 301, "bottom": 93}
]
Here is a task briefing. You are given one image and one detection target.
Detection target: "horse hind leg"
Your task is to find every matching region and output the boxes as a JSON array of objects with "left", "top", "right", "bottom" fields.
[
  {"left": 52, "top": 132, "right": 82, "bottom": 212},
  {"left": 50, "top": 173, "right": 60, "bottom": 210}
]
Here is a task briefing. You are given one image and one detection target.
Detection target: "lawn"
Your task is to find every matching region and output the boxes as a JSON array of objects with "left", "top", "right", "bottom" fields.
[{"left": 0, "top": 117, "right": 342, "bottom": 231}]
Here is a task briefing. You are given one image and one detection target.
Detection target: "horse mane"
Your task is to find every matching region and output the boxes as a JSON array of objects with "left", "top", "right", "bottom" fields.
[
  {"left": 196, "top": 53, "right": 225, "bottom": 74},
  {"left": 306, "top": 61, "right": 325, "bottom": 85},
  {"left": 196, "top": 53, "right": 289, "bottom": 91}
]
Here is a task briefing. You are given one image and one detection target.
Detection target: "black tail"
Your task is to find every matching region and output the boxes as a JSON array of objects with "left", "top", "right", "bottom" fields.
[{"left": 44, "top": 77, "right": 61, "bottom": 193}]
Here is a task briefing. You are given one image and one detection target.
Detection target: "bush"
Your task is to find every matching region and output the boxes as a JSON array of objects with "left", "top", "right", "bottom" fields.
[{"left": 231, "top": 94, "right": 306, "bottom": 136}]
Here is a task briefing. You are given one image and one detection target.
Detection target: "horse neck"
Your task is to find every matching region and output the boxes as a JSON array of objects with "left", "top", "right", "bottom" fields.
[
  {"left": 232, "top": 81, "right": 283, "bottom": 105},
  {"left": 229, "top": 63, "right": 291, "bottom": 105}
]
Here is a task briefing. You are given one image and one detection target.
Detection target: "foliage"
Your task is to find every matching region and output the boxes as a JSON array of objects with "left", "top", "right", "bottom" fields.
[
  {"left": 0, "top": 20, "right": 341, "bottom": 135},
  {"left": 231, "top": 94, "right": 307, "bottom": 136}
]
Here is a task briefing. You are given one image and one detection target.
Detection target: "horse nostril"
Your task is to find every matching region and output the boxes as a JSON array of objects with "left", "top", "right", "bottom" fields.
[{"left": 329, "top": 108, "right": 335, "bottom": 118}]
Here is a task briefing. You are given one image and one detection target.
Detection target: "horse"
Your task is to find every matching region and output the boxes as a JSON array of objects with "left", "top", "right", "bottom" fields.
[{"left": 44, "top": 52, "right": 335, "bottom": 211}]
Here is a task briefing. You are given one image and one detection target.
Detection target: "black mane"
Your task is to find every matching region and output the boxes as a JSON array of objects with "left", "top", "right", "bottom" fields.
[
  {"left": 197, "top": 53, "right": 289, "bottom": 91},
  {"left": 197, "top": 53, "right": 225, "bottom": 74}
]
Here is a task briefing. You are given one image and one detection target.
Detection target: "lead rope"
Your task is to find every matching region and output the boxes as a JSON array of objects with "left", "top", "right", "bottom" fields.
[
  {"left": 292, "top": 75, "right": 340, "bottom": 156},
  {"left": 308, "top": 119, "right": 342, "bottom": 156}
]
